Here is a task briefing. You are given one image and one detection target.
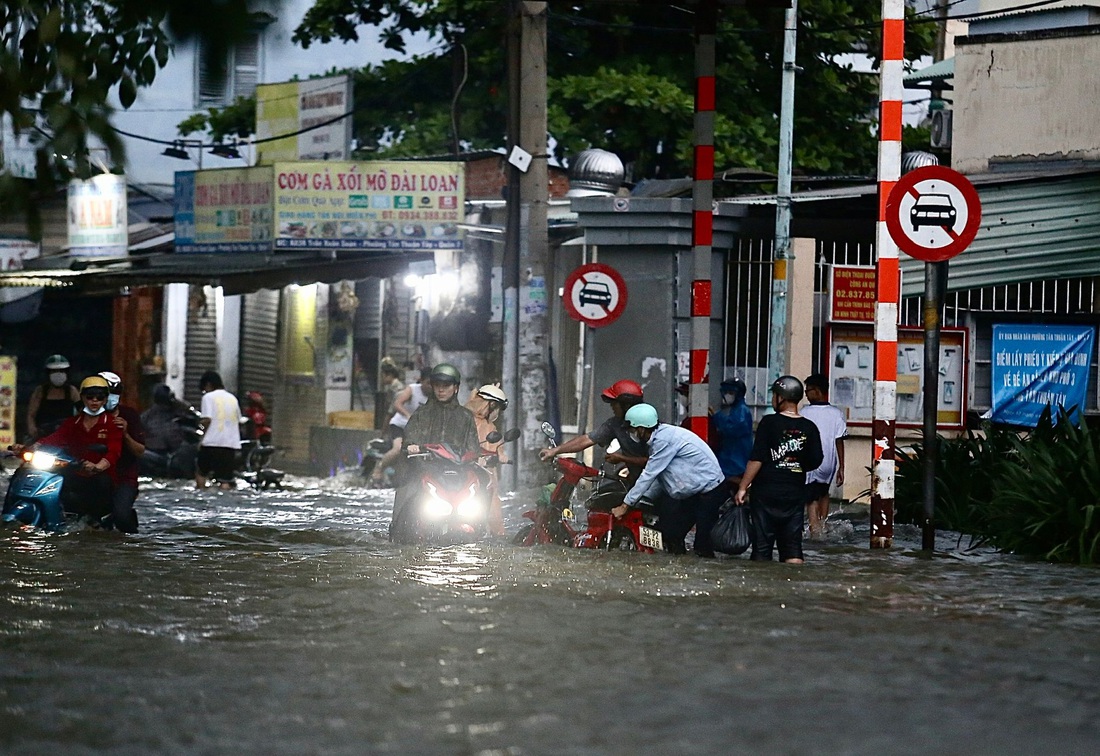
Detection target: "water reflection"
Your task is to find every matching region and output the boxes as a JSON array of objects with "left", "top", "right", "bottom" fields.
[{"left": 1, "top": 473, "right": 1099, "bottom": 753}]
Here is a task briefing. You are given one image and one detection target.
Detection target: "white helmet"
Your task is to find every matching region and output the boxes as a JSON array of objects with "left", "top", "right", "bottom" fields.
[
  {"left": 44, "top": 354, "right": 70, "bottom": 370},
  {"left": 99, "top": 371, "right": 123, "bottom": 393},
  {"left": 476, "top": 384, "right": 508, "bottom": 409}
]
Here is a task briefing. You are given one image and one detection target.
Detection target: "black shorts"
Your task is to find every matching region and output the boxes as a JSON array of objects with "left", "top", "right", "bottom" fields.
[
  {"left": 197, "top": 447, "right": 237, "bottom": 482},
  {"left": 805, "top": 481, "right": 831, "bottom": 502},
  {"left": 385, "top": 424, "right": 406, "bottom": 444}
]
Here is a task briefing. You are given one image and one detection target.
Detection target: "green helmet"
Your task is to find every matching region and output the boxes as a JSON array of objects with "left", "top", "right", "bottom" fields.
[
  {"left": 625, "top": 403, "right": 659, "bottom": 429},
  {"left": 429, "top": 362, "right": 461, "bottom": 385}
]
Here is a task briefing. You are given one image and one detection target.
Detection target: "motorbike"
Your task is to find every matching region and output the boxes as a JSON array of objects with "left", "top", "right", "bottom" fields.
[
  {"left": 2, "top": 445, "right": 110, "bottom": 531},
  {"left": 360, "top": 436, "right": 397, "bottom": 487},
  {"left": 237, "top": 394, "right": 283, "bottom": 489},
  {"left": 390, "top": 428, "right": 520, "bottom": 545},
  {"left": 513, "top": 422, "right": 664, "bottom": 552},
  {"left": 139, "top": 404, "right": 204, "bottom": 479}
]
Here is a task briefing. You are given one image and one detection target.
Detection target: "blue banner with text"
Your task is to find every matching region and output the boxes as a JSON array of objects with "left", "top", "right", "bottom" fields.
[{"left": 991, "top": 324, "right": 1095, "bottom": 426}]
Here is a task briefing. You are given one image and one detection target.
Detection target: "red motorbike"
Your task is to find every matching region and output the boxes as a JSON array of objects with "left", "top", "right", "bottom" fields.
[
  {"left": 391, "top": 428, "right": 520, "bottom": 545},
  {"left": 513, "top": 422, "right": 663, "bottom": 552}
]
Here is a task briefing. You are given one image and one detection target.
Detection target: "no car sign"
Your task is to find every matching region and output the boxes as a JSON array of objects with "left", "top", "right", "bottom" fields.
[
  {"left": 886, "top": 166, "right": 982, "bottom": 262},
  {"left": 563, "top": 263, "right": 627, "bottom": 328}
]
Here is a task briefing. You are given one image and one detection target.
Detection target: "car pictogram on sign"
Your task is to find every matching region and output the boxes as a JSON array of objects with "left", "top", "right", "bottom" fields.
[
  {"left": 910, "top": 193, "right": 957, "bottom": 231},
  {"left": 578, "top": 281, "right": 613, "bottom": 307}
]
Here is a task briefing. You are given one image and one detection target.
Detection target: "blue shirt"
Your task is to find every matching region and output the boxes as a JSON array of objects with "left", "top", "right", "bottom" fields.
[{"left": 625, "top": 424, "right": 726, "bottom": 505}]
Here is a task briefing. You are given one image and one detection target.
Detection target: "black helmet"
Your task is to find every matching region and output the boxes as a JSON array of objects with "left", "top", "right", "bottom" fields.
[
  {"left": 429, "top": 363, "right": 461, "bottom": 385},
  {"left": 720, "top": 378, "right": 747, "bottom": 397},
  {"left": 770, "top": 375, "right": 804, "bottom": 404},
  {"left": 153, "top": 384, "right": 175, "bottom": 406}
]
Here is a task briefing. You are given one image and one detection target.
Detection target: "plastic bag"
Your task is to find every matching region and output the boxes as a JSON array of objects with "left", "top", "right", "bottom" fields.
[{"left": 711, "top": 499, "right": 751, "bottom": 555}]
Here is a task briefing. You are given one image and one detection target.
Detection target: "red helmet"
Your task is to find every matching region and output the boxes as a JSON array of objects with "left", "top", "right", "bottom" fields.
[{"left": 601, "top": 379, "right": 643, "bottom": 402}]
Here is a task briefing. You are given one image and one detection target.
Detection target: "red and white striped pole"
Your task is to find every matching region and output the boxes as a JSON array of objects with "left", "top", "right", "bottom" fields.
[
  {"left": 688, "top": 0, "right": 717, "bottom": 441},
  {"left": 871, "top": 0, "right": 905, "bottom": 549}
]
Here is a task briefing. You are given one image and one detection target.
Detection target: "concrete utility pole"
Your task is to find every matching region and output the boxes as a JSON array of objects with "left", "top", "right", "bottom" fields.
[
  {"left": 504, "top": 1, "right": 549, "bottom": 489},
  {"left": 767, "top": 0, "right": 798, "bottom": 381}
]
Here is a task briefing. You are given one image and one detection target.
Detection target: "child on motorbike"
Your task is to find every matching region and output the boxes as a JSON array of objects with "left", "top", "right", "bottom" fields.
[
  {"left": 465, "top": 384, "right": 510, "bottom": 536},
  {"left": 99, "top": 371, "right": 145, "bottom": 533}
]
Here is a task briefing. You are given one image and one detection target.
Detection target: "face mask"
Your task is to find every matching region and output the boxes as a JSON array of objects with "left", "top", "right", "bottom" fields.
[
  {"left": 722, "top": 393, "right": 737, "bottom": 406},
  {"left": 105, "top": 394, "right": 120, "bottom": 411},
  {"left": 49, "top": 372, "right": 66, "bottom": 387},
  {"left": 628, "top": 431, "right": 642, "bottom": 444},
  {"left": 82, "top": 405, "right": 106, "bottom": 417}
]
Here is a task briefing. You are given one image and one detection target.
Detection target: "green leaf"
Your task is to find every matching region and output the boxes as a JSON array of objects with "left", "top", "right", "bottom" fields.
[{"left": 118, "top": 76, "right": 137, "bottom": 109}]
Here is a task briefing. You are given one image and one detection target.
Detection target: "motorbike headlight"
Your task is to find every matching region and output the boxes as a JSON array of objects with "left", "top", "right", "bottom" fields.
[
  {"left": 456, "top": 484, "right": 483, "bottom": 519},
  {"left": 29, "top": 451, "right": 57, "bottom": 470},
  {"left": 423, "top": 482, "right": 453, "bottom": 519}
]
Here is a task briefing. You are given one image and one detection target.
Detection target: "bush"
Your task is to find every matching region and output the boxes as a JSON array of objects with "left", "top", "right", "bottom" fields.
[{"left": 894, "top": 408, "right": 1100, "bottom": 564}]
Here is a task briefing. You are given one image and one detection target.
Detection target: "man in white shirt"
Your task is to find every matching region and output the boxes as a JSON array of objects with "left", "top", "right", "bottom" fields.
[
  {"left": 801, "top": 373, "right": 848, "bottom": 539},
  {"left": 196, "top": 371, "right": 242, "bottom": 490}
]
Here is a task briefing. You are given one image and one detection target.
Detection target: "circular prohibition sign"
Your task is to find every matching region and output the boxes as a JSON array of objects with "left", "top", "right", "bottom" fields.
[
  {"left": 885, "top": 165, "right": 982, "bottom": 263},
  {"left": 562, "top": 262, "right": 628, "bottom": 328}
]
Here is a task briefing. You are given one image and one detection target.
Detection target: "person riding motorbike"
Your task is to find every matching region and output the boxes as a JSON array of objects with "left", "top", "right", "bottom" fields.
[
  {"left": 465, "top": 383, "right": 510, "bottom": 536},
  {"left": 24, "top": 354, "right": 80, "bottom": 441},
  {"left": 18, "top": 375, "right": 123, "bottom": 521},
  {"left": 389, "top": 362, "right": 480, "bottom": 541},
  {"left": 538, "top": 378, "right": 649, "bottom": 485},
  {"left": 242, "top": 391, "right": 272, "bottom": 444},
  {"left": 99, "top": 371, "right": 145, "bottom": 533},
  {"left": 140, "top": 384, "right": 201, "bottom": 477}
]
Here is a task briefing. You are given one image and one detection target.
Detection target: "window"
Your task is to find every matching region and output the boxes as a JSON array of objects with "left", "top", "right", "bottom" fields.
[{"left": 196, "top": 32, "right": 261, "bottom": 108}]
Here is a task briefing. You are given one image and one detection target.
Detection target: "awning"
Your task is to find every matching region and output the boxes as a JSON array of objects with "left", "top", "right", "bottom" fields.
[
  {"left": 904, "top": 58, "right": 955, "bottom": 90},
  {"left": 0, "top": 249, "right": 433, "bottom": 296}
]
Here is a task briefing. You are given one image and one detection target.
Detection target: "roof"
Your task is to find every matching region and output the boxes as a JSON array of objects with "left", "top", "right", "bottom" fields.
[
  {"left": 903, "top": 57, "right": 955, "bottom": 89},
  {"left": 0, "top": 248, "right": 433, "bottom": 297}
]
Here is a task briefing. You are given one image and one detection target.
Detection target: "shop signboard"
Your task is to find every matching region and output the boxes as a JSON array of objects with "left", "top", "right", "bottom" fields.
[
  {"left": 255, "top": 75, "right": 354, "bottom": 164},
  {"left": 0, "top": 355, "right": 16, "bottom": 448},
  {"left": 174, "top": 167, "right": 275, "bottom": 253},
  {"left": 827, "top": 324, "right": 968, "bottom": 428},
  {"left": 0, "top": 239, "right": 40, "bottom": 305},
  {"left": 67, "top": 174, "right": 127, "bottom": 256},
  {"left": 990, "top": 324, "right": 1095, "bottom": 427},
  {"left": 273, "top": 161, "right": 464, "bottom": 252}
]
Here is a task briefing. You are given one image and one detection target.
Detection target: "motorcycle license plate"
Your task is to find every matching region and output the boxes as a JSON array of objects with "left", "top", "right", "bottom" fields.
[{"left": 639, "top": 526, "right": 663, "bottom": 551}]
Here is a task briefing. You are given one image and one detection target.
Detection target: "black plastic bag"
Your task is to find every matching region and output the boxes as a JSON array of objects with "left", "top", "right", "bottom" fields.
[{"left": 711, "top": 499, "right": 751, "bottom": 555}]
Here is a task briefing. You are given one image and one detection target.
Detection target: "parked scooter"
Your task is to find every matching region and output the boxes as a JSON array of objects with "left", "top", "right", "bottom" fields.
[
  {"left": 513, "top": 422, "right": 664, "bottom": 552},
  {"left": 360, "top": 437, "right": 397, "bottom": 487},
  {"left": 237, "top": 391, "right": 284, "bottom": 489},
  {"left": 391, "top": 428, "right": 520, "bottom": 545},
  {"left": 2, "top": 445, "right": 110, "bottom": 531}
]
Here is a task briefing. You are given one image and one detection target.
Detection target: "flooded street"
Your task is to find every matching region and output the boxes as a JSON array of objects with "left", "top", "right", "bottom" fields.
[{"left": 3, "top": 472, "right": 1100, "bottom": 754}]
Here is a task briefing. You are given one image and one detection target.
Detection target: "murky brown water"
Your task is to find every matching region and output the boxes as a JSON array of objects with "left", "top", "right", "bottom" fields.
[{"left": 3, "top": 472, "right": 1100, "bottom": 754}]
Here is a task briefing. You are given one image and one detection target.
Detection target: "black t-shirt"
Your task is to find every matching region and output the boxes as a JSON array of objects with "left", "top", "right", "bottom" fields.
[{"left": 748, "top": 413, "right": 824, "bottom": 499}]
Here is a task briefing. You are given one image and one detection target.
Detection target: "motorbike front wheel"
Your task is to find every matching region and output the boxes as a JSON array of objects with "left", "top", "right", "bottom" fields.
[{"left": 512, "top": 520, "right": 572, "bottom": 546}]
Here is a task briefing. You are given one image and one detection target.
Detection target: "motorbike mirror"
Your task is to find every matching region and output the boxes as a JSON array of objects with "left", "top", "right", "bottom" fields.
[
  {"left": 502, "top": 428, "right": 521, "bottom": 443},
  {"left": 485, "top": 430, "right": 502, "bottom": 444},
  {"left": 540, "top": 421, "right": 555, "bottom": 440}
]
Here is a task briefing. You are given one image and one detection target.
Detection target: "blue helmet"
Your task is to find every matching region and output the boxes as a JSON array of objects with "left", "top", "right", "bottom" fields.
[{"left": 624, "top": 403, "right": 659, "bottom": 429}]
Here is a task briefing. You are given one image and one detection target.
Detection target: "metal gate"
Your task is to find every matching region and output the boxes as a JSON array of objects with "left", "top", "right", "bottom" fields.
[
  {"left": 183, "top": 285, "right": 218, "bottom": 407},
  {"left": 240, "top": 288, "right": 279, "bottom": 413}
]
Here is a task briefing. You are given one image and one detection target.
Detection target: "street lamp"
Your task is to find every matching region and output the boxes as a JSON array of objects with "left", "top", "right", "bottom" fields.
[{"left": 161, "top": 139, "right": 204, "bottom": 169}]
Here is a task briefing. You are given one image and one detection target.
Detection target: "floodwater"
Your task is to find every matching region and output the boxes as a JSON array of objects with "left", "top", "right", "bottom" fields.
[{"left": 2, "top": 470, "right": 1100, "bottom": 755}]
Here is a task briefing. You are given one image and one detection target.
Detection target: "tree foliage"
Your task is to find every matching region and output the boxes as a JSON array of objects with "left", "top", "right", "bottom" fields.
[
  {"left": 283, "top": 0, "right": 936, "bottom": 186},
  {"left": 0, "top": 0, "right": 258, "bottom": 228}
]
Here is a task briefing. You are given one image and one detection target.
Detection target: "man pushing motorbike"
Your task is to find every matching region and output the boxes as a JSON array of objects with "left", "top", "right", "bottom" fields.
[
  {"left": 538, "top": 379, "right": 649, "bottom": 485},
  {"left": 389, "top": 363, "right": 480, "bottom": 542}
]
